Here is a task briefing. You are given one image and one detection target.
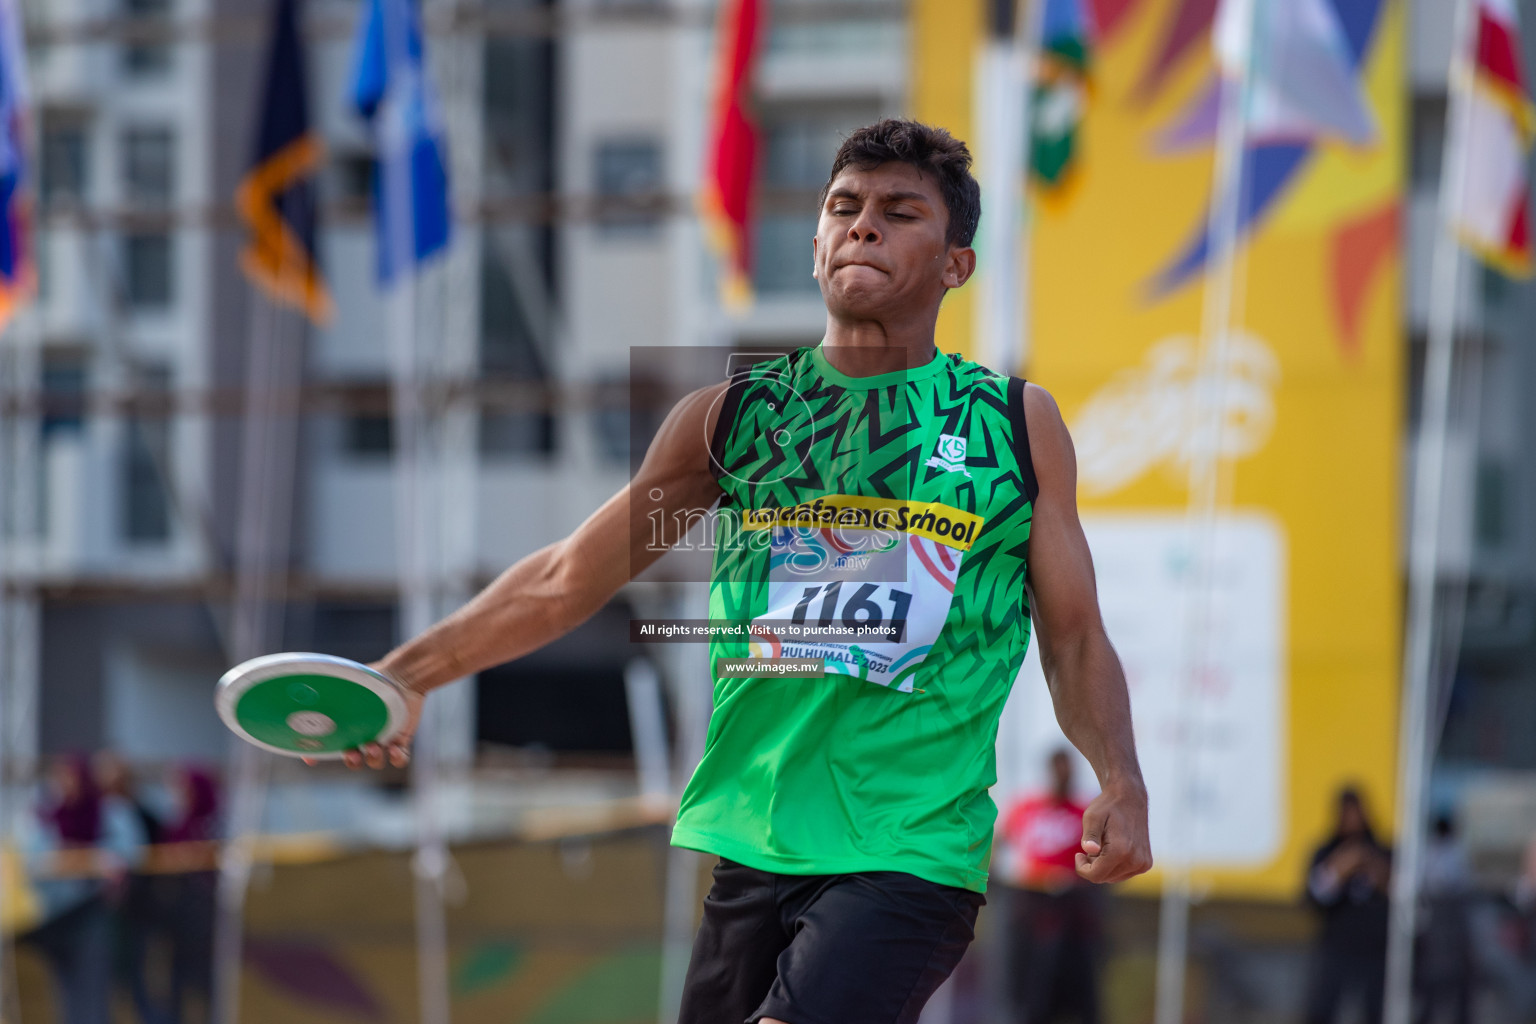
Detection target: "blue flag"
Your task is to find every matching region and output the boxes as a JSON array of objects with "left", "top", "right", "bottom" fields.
[
  {"left": 349, "top": 0, "right": 450, "bottom": 285},
  {"left": 0, "top": 0, "right": 31, "bottom": 330}
]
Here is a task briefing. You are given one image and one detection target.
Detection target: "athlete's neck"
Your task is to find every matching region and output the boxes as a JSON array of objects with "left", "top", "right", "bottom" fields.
[{"left": 819, "top": 321, "right": 938, "bottom": 378}]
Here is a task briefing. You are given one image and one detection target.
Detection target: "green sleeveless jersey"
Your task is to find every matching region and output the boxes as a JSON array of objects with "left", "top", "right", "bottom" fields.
[{"left": 670, "top": 343, "right": 1039, "bottom": 892}]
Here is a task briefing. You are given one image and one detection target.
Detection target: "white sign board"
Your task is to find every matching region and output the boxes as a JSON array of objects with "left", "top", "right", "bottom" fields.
[{"left": 995, "top": 512, "right": 1287, "bottom": 867}]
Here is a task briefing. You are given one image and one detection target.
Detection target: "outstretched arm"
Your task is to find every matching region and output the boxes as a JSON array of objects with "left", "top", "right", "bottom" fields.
[
  {"left": 1023, "top": 383, "right": 1152, "bottom": 884},
  {"left": 339, "top": 380, "right": 730, "bottom": 769}
]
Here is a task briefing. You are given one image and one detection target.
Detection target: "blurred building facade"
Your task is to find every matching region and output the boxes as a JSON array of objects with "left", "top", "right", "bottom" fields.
[
  {"left": 0, "top": 0, "right": 911, "bottom": 776},
  {"left": 0, "top": 0, "right": 1533, "bottom": 861},
  {"left": 1409, "top": 0, "right": 1536, "bottom": 877}
]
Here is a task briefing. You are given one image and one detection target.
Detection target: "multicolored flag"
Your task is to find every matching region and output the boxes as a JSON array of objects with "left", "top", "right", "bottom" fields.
[
  {"left": 350, "top": 0, "right": 451, "bottom": 286},
  {"left": 1453, "top": 0, "right": 1534, "bottom": 277},
  {"left": 1146, "top": 0, "right": 1381, "bottom": 297},
  {"left": 1031, "top": 0, "right": 1094, "bottom": 190},
  {"left": 0, "top": 0, "right": 32, "bottom": 332},
  {"left": 701, "top": 0, "right": 764, "bottom": 311},
  {"left": 1213, "top": 0, "right": 1375, "bottom": 147},
  {"left": 236, "top": 0, "right": 333, "bottom": 323}
]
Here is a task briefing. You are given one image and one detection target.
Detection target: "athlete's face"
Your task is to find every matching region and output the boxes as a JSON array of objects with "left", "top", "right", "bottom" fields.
[{"left": 812, "top": 162, "right": 975, "bottom": 321}]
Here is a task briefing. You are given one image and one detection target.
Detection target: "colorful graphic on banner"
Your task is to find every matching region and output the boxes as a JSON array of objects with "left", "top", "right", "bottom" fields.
[{"left": 979, "top": 0, "right": 1404, "bottom": 900}]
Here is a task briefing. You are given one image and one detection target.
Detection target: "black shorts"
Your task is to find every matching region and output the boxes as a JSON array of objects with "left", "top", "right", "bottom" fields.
[{"left": 677, "top": 857, "right": 986, "bottom": 1024}]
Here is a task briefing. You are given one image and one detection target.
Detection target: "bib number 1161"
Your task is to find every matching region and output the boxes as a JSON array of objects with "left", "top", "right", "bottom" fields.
[{"left": 788, "top": 582, "right": 911, "bottom": 637}]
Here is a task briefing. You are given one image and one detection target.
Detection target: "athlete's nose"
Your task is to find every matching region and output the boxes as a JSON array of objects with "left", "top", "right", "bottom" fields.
[{"left": 847, "top": 209, "right": 882, "bottom": 244}]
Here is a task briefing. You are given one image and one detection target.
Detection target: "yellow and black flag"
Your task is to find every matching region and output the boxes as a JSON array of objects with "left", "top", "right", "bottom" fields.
[{"left": 236, "top": 0, "right": 332, "bottom": 323}]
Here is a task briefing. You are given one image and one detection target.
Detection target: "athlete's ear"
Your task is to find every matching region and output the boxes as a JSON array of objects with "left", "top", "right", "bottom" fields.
[
  {"left": 942, "top": 246, "right": 977, "bottom": 290},
  {"left": 812, "top": 235, "right": 821, "bottom": 280}
]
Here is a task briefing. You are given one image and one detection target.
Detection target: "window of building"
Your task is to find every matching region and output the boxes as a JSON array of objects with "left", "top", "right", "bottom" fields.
[
  {"left": 35, "top": 228, "right": 49, "bottom": 303},
  {"left": 122, "top": 365, "right": 172, "bottom": 543},
  {"left": 480, "top": 32, "right": 558, "bottom": 456},
  {"left": 38, "top": 351, "right": 89, "bottom": 539},
  {"left": 1475, "top": 459, "right": 1508, "bottom": 549},
  {"left": 754, "top": 108, "right": 878, "bottom": 296},
  {"left": 1411, "top": 94, "right": 1446, "bottom": 190},
  {"left": 480, "top": 245, "right": 556, "bottom": 457},
  {"left": 344, "top": 413, "right": 394, "bottom": 457},
  {"left": 593, "top": 0, "right": 666, "bottom": 11},
  {"left": 768, "top": 19, "right": 904, "bottom": 59},
  {"left": 124, "top": 232, "right": 173, "bottom": 308},
  {"left": 476, "top": 600, "right": 638, "bottom": 754},
  {"left": 765, "top": 117, "right": 853, "bottom": 191},
  {"left": 754, "top": 214, "right": 819, "bottom": 295},
  {"left": 40, "top": 114, "right": 89, "bottom": 209},
  {"left": 332, "top": 150, "right": 377, "bottom": 206},
  {"left": 121, "top": 126, "right": 175, "bottom": 206},
  {"left": 338, "top": 383, "right": 393, "bottom": 458},
  {"left": 22, "top": 0, "right": 50, "bottom": 68},
  {"left": 123, "top": 0, "right": 173, "bottom": 75},
  {"left": 299, "top": 602, "right": 398, "bottom": 664},
  {"left": 590, "top": 372, "right": 631, "bottom": 465},
  {"left": 40, "top": 350, "right": 87, "bottom": 437},
  {"left": 594, "top": 137, "right": 664, "bottom": 235},
  {"left": 1481, "top": 262, "right": 1514, "bottom": 309}
]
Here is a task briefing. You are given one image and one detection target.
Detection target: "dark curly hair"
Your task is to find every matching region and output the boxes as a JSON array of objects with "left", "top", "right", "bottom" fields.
[{"left": 818, "top": 119, "right": 982, "bottom": 249}]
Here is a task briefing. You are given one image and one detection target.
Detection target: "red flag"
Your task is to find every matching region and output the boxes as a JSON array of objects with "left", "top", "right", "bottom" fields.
[
  {"left": 701, "top": 0, "right": 764, "bottom": 311},
  {"left": 1455, "top": 0, "right": 1534, "bottom": 277}
]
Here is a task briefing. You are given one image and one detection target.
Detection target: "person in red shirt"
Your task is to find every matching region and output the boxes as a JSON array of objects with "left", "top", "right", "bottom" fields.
[{"left": 996, "top": 748, "right": 1105, "bottom": 1024}]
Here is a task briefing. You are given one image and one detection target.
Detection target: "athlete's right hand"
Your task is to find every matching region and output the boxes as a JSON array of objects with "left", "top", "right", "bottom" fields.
[
  {"left": 1075, "top": 779, "right": 1153, "bottom": 884},
  {"left": 301, "top": 662, "right": 424, "bottom": 770}
]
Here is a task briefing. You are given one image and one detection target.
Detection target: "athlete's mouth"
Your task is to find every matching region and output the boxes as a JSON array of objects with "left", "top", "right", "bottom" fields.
[{"left": 834, "top": 261, "right": 888, "bottom": 274}]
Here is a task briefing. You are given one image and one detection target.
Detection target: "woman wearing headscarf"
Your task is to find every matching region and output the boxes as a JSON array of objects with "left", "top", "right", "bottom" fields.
[
  {"left": 161, "top": 763, "right": 221, "bottom": 1024},
  {"left": 22, "top": 754, "right": 146, "bottom": 1024},
  {"left": 1303, "top": 786, "right": 1394, "bottom": 1024},
  {"left": 94, "top": 750, "right": 171, "bottom": 1023}
]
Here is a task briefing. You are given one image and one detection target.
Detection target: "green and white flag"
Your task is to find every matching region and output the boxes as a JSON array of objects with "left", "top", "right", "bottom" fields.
[{"left": 1031, "top": 0, "right": 1093, "bottom": 189}]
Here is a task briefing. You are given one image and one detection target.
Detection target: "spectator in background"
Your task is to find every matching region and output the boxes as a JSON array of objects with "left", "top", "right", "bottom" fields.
[
  {"left": 995, "top": 748, "right": 1103, "bottom": 1024},
  {"left": 161, "top": 763, "right": 221, "bottom": 1024},
  {"left": 21, "top": 753, "right": 146, "bottom": 1024},
  {"left": 1494, "top": 833, "right": 1536, "bottom": 1020},
  {"left": 1304, "top": 785, "right": 1393, "bottom": 1024},
  {"left": 94, "top": 750, "right": 171, "bottom": 1024},
  {"left": 1415, "top": 812, "right": 1475, "bottom": 1024},
  {"left": 1515, "top": 833, "right": 1536, "bottom": 917},
  {"left": 94, "top": 751, "right": 166, "bottom": 848}
]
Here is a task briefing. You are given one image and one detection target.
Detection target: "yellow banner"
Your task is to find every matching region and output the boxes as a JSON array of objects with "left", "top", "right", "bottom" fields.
[
  {"left": 914, "top": 0, "right": 1406, "bottom": 900},
  {"left": 1027, "top": 0, "right": 1404, "bottom": 899}
]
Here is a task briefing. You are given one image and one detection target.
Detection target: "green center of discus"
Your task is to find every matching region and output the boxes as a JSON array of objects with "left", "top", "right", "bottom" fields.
[{"left": 234, "top": 673, "right": 389, "bottom": 753}]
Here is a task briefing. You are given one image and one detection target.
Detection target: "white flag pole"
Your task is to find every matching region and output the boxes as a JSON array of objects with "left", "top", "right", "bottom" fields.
[
  {"left": 1013, "top": 0, "right": 1050, "bottom": 375},
  {"left": 1153, "top": 1, "right": 1258, "bottom": 1022},
  {"left": 976, "top": 0, "right": 1048, "bottom": 376},
  {"left": 1384, "top": 1, "right": 1477, "bottom": 1021},
  {"left": 215, "top": 183, "right": 308, "bottom": 1024},
  {"left": 378, "top": 2, "right": 451, "bottom": 1021}
]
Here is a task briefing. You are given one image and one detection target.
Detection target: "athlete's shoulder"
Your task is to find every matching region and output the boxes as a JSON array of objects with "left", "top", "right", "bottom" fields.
[
  {"left": 1021, "top": 381, "right": 1065, "bottom": 428},
  {"left": 938, "top": 349, "right": 1012, "bottom": 388},
  {"left": 1016, "top": 382, "right": 1076, "bottom": 497}
]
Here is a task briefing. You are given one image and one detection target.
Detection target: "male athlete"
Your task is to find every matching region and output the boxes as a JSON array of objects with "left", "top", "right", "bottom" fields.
[{"left": 335, "top": 119, "right": 1152, "bottom": 1023}]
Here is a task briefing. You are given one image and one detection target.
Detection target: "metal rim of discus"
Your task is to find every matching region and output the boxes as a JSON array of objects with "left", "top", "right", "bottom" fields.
[{"left": 215, "top": 652, "right": 410, "bottom": 760}]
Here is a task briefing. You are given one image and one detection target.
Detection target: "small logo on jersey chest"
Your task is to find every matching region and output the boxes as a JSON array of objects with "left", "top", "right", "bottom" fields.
[{"left": 925, "top": 434, "right": 970, "bottom": 477}]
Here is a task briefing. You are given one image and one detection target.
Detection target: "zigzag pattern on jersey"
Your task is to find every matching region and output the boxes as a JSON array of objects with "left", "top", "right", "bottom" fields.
[
  {"left": 921, "top": 356, "right": 1035, "bottom": 714},
  {"left": 708, "top": 348, "right": 1036, "bottom": 701}
]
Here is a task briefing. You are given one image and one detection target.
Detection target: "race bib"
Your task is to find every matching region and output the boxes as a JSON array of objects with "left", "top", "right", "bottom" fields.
[{"left": 748, "top": 520, "right": 969, "bottom": 693}]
